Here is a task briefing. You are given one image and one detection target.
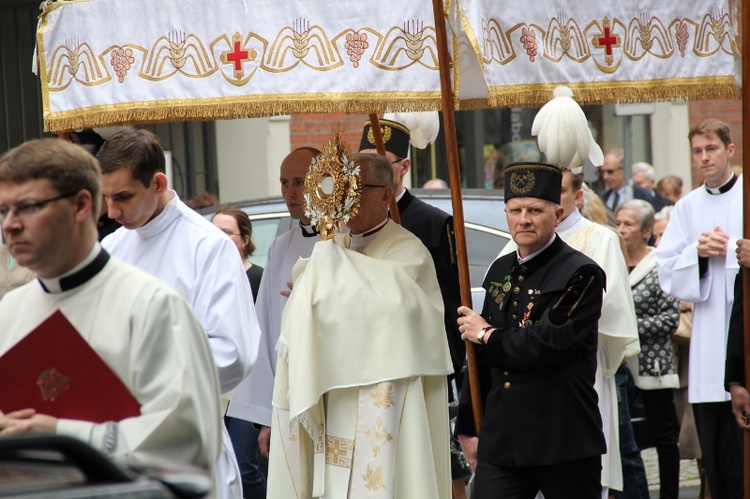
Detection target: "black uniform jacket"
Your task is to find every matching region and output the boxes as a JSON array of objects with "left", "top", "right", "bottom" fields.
[
  {"left": 398, "top": 189, "right": 465, "bottom": 376},
  {"left": 455, "top": 235, "right": 607, "bottom": 467},
  {"left": 725, "top": 272, "right": 744, "bottom": 389}
]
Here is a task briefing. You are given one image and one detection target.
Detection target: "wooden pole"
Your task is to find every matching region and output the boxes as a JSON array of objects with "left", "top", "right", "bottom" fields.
[
  {"left": 742, "top": 0, "right": 750, "bottom": 494},
  {"left": 431, "top": 0, "right": 483, "bottom": 433},
  {"left": 368, "top": 113, "right": 402, "bottom": 224}
]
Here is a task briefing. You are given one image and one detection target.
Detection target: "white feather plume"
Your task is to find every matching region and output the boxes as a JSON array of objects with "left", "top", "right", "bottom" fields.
[
  {"left": 531, "top": 86, "right": 604, "bottom": 173},
  {"left": 382, "top": 111, "right": 440, "bottom": 149}
]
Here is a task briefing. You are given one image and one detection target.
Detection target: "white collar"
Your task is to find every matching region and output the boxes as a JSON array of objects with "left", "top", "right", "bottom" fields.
[
  {"left": 348, "top": 218, "right": 388, "bottom": 253},
  {"left": 517, "top": 234, "right": 556, "bottom": 264},
  {"left": 556, "top": 208, "right": 583, "bottom": 233},
  {"left": 38, "top": 243, "right": 101, "bottom": 293}
]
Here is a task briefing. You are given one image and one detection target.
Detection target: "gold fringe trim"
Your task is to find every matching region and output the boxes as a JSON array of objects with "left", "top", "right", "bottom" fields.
[
  {"left": 457, "top": 77, "right": 740, "bottom": 110},
  {"left": 44, "top": 95, "right": 442, "bottom": 133}
]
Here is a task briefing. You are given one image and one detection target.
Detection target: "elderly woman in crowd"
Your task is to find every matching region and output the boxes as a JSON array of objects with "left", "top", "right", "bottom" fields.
[{"left": 616, "top": 199, "right": 681, "bottom": 499}]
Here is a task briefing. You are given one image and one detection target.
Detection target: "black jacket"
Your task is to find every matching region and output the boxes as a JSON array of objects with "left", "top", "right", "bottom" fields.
[
  {"left": 397, "top": 190, "right": 465, "bottom": 376},
  {"left": 456, "top": 235, "right": 606, "bottom": 467}
]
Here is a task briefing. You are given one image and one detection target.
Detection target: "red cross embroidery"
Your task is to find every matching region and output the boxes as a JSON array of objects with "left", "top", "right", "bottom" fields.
[
  {"left": 593, "top": 18, "right": 620, "bottom": 66},
  {"left": 225, "top": 39, "right": 249, "bottom": 71}
]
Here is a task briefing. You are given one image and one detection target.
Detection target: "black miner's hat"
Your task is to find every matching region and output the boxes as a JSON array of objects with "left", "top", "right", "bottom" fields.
[
  {"left": 359, "top": 119, "right": 410, "bottom": 159},
  {"left": 504, "top": 162, "right": 562, "bottom": 204}
]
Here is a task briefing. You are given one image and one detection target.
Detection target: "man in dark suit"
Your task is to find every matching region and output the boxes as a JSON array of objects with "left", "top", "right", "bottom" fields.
[
  {"left": 632, "top": 161, "right": 674, "bottom": 213},
  {"left": 455, "top": 162, "right": 606, "bottom": 498},
  {"left": 726, "top": 238, "right": 750, "bottom": 431},
  {"left": 599, "top": 148, "right": 656, "bottom": 211}
]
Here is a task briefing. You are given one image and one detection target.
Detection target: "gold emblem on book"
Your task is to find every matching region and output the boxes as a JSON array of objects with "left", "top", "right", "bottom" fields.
[
  {"left": 509, "top": 171, "right": 536, "bottom": 195},
  {"left": 36, "top": 368, "right": 70, "bottom": 401}
]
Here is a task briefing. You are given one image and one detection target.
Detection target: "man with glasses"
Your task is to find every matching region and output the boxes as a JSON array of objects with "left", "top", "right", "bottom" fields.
[
  {"left": 655, "top": 119, "right": 743, "bottom": 498},
  {"left": 267, "top": 153, "right": 453, "bottom": 498},
  {"left": 599, "top": 148, "right": 656, "bottom": 211},
  {"left": 359, "top": 118, "right": 470, "bottom": 491},
  {"left": 0, "top": 139, "right": 221, "bottom": 480},
  {"left": 97, "top": 128, "right": 261, "bottom": 499}
]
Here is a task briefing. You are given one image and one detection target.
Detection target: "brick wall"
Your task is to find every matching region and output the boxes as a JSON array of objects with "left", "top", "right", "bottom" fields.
[
  {"left": 687, "top": 100, "right": 743, "bottom": 189},
  {"left": 291, "top": 112, "right": 371, "bottom": 152}
]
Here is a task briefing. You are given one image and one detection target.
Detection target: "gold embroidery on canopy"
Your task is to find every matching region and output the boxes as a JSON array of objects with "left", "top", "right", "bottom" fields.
[
  {"left": 364, "top": 417, "right": 394, "bottom": 458},
  {"left": 370, "top": 383, "right": 395, "bottom": 409},
  {"left": 623, "top": 12, "right": 673, "bottom": 61},
  {"left": 211, "top": 32, "right": 262, "bottom": 86},
  {"left": 47, "top": 38, "right": 111, "bottom": 91},
  {"left": 344, "top": 30, "right": 369, "bottom": 68},
  {"left": 325, "top": 435, "right": 354, "bottom": 468},
  {"left": 140, "top": 31, "right": 218, "bottom": 81},
  {"left": 694, "top": 6, "right": 735, "bottom": 56},
  {"left": 590, "top": 17, "right": 622, "bottom": 72},
  {"left": 540, "top": 11, "right": 589, "bottom": 63},
  {"left": 369, "top": 21, "right": 439, "bottom": 70},
  {"left": 262, "top": 18, "right": 344, "bottom": 73},
  {"left": 362, "top": 464, "right": 386, "bottom": 491},
  {"left": 482, "top": 16, "right": 515, "bottom": 65}
]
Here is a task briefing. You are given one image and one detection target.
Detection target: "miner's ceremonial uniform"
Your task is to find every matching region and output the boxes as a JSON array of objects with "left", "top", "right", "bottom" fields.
[{"left": 456, "top": 161, "right": 606, "bottom": 499}]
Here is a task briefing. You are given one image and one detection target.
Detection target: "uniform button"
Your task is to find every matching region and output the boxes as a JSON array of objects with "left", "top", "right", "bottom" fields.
[
  {"left": 503, "top": 371, "right": 509, "bottom": 375},
  {"left": 503, "top": 382, "right": 511, "bottom": 389},
  {"left": 513, "top": 287, "right": 520, "bottom": 294},
  {"left": 518, "top": 275, "right": 525, "bottom": 282},
  {"left": 512, "top": 301, "right": 518, "bottom": 307},
  {"left": 511, "top": 314, "right": 518, "bottom": 320}
]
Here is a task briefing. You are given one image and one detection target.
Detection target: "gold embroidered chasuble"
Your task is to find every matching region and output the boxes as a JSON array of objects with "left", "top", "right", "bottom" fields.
[{"left": 268, "top": 221, "right": 453, "bottom": 498}]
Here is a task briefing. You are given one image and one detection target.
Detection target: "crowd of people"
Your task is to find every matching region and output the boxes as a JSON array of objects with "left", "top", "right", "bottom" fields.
[{"left": 0, "top": 113, "right": 746, "bottom": 499}]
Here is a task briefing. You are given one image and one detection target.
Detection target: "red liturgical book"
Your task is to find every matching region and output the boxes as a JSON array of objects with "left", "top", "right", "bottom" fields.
[{"left": 0, "top": 310, "right": 140, "bottom": 423}]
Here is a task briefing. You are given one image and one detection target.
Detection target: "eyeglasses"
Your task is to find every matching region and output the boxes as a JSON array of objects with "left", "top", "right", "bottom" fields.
[
  {"left": 0, "top": 192, "right": 78, "bottom": 222},
  {"left": 362, "top": 184, "right": 386, "bottom": 189},
  {"left": 220, "top": 229, "right": 241, "bottom": 237},
  {"left": 600, "top": 168, "right": 621, "bottom": 175},
  {"left": 391, "top": 157, "right": 405, "bottom": 164}
]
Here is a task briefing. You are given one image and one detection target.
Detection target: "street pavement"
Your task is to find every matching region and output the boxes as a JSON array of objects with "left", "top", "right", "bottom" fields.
[{"left": 642, "top": 447, "right": 702, "bottom": 498}]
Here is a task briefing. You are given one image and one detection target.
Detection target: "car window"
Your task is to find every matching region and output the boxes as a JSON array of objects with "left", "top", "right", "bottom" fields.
[{"left": 247, "top": 216, "right": 287, "bottom": 267}]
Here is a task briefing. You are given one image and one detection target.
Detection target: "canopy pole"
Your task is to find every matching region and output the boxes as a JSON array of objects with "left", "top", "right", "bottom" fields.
[
  {"left": 742, "top": 0, "right": 750, "bottom": 494},
  {"left": 431, "top": 0, "right": 483, "bottom": 433},
  {"left": 368, "top": 113, "right": 402, "bottom": 224}
]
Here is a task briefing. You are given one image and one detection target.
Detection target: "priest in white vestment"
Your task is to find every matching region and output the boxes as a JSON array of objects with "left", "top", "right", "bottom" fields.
[
  {"left": 0, "top": 139, "right": 221, "bottom": 484},
  {"left": 654, "top": 119, "right": 743, "bottom": 497},
  {"left": 268, "top": 153, "right": 453, "bottom": 498},
  {"left": 97, "top": 129, "right": 260, "bottom": 499},
  {"left": 499, "top": 170, "right": 641, "bottom": 496},
  {"left": 228, "top": 148, "right": 321, "bottom": 456}
]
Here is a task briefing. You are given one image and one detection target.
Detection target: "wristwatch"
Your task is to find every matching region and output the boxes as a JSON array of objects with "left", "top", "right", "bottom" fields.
[{"left": 477, "top": 326, "right": 493, "bottom": 345}]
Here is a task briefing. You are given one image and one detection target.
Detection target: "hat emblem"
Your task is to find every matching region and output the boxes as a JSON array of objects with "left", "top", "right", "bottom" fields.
[
  {"left": 367, "top": 125, "right": 392, "bottom": 146},
  {"left": 509, "top": 171, "right": 536, "bottom": 196}
]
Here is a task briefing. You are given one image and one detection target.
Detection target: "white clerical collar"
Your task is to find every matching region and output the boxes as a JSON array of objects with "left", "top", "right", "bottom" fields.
[
  {"left": 38, "top": 243, "right": 105, "bottom": 293},
  {"left": 517, "top": 234, "right": 556, "bottom": 264},
  {"left": 348, "top": 218, "right": 388, "bottom": 253},
  {"left": 705, "top": 172, "right": 736, "bottom": 195},
  {"left": 556, "top": 208, "right": 583, "bottom": 233},
  {"left": 298, "top": 220, "right": 318, "bottom": 237},
  {"left": 135, "top": 190, "right": 179, "bottom": 238}
]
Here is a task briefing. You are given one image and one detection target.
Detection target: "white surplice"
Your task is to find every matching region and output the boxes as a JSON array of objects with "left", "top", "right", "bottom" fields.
[
  {"left": 228, "top": 223, "right": 319, "bottom": 427},
  {"left": 654, "top": 178, "right": 742, "bottom": 403},
  {"left": 268, "top": 221, "right": 453, "bottom": 498},
  {"left": 103, "top": 191, "right": 261, "bottom": 499},
  {"left": 501, "top": 208, "right": 640, "bottom": 492},
  {"left": 0, "top": 252, "right": 222, "bottom": 476}
]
